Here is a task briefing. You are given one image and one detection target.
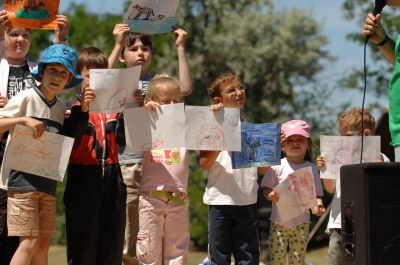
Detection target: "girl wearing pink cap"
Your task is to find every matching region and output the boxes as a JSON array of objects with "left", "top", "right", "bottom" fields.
[{"left": 261, "top": 120, "right": 325, "bottom": 265}]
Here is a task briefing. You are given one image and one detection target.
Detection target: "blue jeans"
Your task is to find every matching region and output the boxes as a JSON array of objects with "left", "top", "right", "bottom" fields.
[{"left": 208, "top": 204, "right": 260, "bottom": 265}]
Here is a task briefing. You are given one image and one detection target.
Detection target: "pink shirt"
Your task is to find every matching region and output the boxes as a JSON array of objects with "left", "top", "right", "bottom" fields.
[
  {"left": 261, "top": 157, "right": 323, "bottom": 229},
  {"left": 141, "top": 147, "right": 189, "bottom": 193}
]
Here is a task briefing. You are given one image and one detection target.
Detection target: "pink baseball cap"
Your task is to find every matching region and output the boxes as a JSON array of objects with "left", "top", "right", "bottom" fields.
[{"left": 281, "top": 120, "right": 311, "bottom": 138}]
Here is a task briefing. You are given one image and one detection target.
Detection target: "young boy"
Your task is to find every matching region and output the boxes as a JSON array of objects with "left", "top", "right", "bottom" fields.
[
  {"left": 362, "top": 2, "right": 400, "bottom": 161},
  {"left": 0, "top": 10, "right": 70, "bottom": 264},
  {"left": 316, "top": 107, "right": 389, "bottom": 265},
  {"left": 63, "top": 47, "right": 127, "bottom": 265},
  {"left": 109, "top": 23, "right": 193, "bottom": 265},
  {"left": 0, "top": 43, "right": 90, "bottom": 265},
  {"left": 199, "top": 72, "right": 267, "bottom": 265}
]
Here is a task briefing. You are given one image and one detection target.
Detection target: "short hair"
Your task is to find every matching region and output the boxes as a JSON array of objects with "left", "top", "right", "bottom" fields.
[
  {"left": 5, "top": 28, "right": 31, "bottom": 35},
  {"left": 337, "top": 107, "right": 376, "bottom": 133},
  {"left": 207, "top": 72, "right": 242, "bottom": 99},
  {"left": 146, "top": 76, "right": 181, "bottom": 100},
  {"left": 121, "top": 32, "right": 152, "bottom": 56},
  {"left": 76, "top": 47, "right": 108, "bottom": 73}
]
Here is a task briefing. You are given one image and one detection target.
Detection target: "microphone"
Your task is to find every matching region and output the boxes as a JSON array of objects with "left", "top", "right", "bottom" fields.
[{"left": 373, "top": 0, "right": 386, "bottom": 15}]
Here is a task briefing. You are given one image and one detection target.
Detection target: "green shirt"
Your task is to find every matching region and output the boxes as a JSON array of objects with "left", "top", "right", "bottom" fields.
[{"left": 388, "top": 35, "right": 400, "bottom": 146}]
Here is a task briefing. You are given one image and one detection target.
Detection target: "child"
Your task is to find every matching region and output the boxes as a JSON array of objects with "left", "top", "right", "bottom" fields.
[
  {"left": 0, "top": 43, "right": 89, "bottom": 265},
  {"left": 0, "top": 11, "right": 69, "bottom": 264},
  {"left": 136, "top": 76, "right": 190, "bottom": 264},
  {"left": 261, "top": 119, "right": 325, "bottom": 265},
  {"left": 362, "top": 3, "right": 400, "bottom": 161},
  {"left": 199, "top": 72, "right": 267, "bottom": 265},
  {"left": 109, "top": 23, "right": 192, "bottom": 265},
  {"left": 63, "top": 46, "right": 127, "bottom": 265},
  {"left": 316, "top": 108, "right": 389, "bottom": 265}
]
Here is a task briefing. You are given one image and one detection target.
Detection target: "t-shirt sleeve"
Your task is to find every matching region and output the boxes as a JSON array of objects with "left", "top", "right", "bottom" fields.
[
  {"left": 260, "top": 166, "right": 278, "bottom": 188},
  {"left": 312, "top": 164, "right": 324, "bottom": 197}
]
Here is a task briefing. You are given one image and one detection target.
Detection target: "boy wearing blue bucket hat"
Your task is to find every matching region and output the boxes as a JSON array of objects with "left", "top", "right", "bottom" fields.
[{"left": 0, "top": 43, "right": 93, "bottom": 265}]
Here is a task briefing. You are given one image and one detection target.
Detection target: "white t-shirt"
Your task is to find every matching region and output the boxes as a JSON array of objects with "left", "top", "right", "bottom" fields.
[{"left": 203, "top": 151, "right": 259, "bottom": 206}]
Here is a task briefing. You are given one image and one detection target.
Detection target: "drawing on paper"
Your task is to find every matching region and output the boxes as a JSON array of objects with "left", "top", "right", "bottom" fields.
[
  {"left": 287, "top": 171, "right": 316, "bottom": 209},
  {"left": 196, "top": 126, "right": 226, "bottom": 150}
]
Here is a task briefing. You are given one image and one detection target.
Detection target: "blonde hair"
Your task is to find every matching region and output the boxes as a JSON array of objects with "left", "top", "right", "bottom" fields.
[
  {"left": 207, "top": 72, "right": 242, "bottom": 99},
  {"left": 337, "top": 107, "right": 376, "bottom": 133},
  {"left": 146, "top": 76, "right": 181, "bottom": 100}
]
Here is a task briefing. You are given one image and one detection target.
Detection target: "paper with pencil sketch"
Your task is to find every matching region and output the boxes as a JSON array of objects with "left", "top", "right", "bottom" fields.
[
  {"left": 232, "top": 122, "right": 281, "bottom": 169},
  {"left": 1, "top": 0, "right": 60, "bottom": 29},
  {"left": 0, "top": 124, "right": 74, "bottom": 185},
  {"left": 123, "top": 0, "right": 179, "bottom": 34},
  {"left": 273, "top": 166, "right": 316, "bottom": 222},
  {"left": 89, "top": 67, "right": 141, "bottom": 113},
  {"left": 123, "top": 103, "right": 185, "bottom": 151},
  {"left": 319, "top": 136, "right": 381, "bottom": 179},
  {"left": 184, "top": 106, "right": 241, "bottom": 151}
]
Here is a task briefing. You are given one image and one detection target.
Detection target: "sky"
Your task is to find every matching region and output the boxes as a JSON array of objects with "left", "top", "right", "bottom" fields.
[{"left": 59, "top": 0, "right": 388, "bottom": 118}]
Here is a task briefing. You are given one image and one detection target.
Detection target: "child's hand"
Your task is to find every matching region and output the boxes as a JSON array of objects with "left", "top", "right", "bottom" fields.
[
  {"left": 0, "top": 10, "right": 9, "bottom": 35},
  {"left": 210, "top": 102, "right": 223, "bottom": 112},
  {"left": 316, "top": 155, "right": 326, "bottom": 171},
  {"left": 144, "top": 100, "right": 160, "bottom": 111},
  {"left": 312, "top": 198, "right": 326, "bottom": 216},
  {"left": 172, "top": 28, "right": 187, "bottom": 48},
  {"left": 263, "top": 188, "right": 279, "bottom": 202},
  {"left": 80, "top": 86, "right": 95, "bottom": 112},
  {"left": 133, "top": 89, "right": 144, "bottom": 107},
  {"left": 113, "top": 23, "right": 130, "bottom": 46},
  {"left": 24, "top": 117, "right": 44, "bottom": 138},
  {"left": 0, "top": 96, "right": 8, "bottom": 108},
  {"left": 54, "top": 14, "right": 69, "bottom": 43}
]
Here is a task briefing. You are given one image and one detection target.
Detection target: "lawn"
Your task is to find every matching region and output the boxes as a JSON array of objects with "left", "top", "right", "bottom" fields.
[{"left": 49, "top": 244, "right": 328, "bottom": 265}]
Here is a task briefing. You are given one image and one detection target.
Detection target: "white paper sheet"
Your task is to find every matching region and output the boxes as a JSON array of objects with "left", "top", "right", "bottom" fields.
[
  {"left": 123, "top": 0, "right": 179, "bottom": 34},
  {"left": 89, "top": 67, "right": 141, "bottom": 113},
  {"left": 185, "top": 106, "right": 241, "bottom": 151},
  {"left": 273, "top": 166, "right": 316, "bottom": 222},
  {"left": 320, "top": 135, "right": 381, "bottom": 179},
  {"left": 124, "top": 103, "right": 185, "bottom": 151},
  {"left": 1, "top": 124, "right": 74, "bottom": 184}
]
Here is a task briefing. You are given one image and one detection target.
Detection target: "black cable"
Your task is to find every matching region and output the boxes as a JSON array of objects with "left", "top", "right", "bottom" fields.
[{"left": 361, "top": 38, "right": 368, "bottom": 163}]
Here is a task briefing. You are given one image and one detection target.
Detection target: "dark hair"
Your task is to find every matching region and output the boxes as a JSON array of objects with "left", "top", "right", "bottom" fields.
[
  {"left": 121, "top": 32, "right": 152, "bottom": 56},
  {"left": 76, "top": 47, "right": 108, "bottom": 73},
  {"left": 207, "top": 72, "right": 242, "bottom": 99}
]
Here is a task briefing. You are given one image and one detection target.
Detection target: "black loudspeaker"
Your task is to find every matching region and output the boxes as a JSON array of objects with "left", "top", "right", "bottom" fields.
[{"left": 341, "top": 163, "right": 400, "bottom": 265}]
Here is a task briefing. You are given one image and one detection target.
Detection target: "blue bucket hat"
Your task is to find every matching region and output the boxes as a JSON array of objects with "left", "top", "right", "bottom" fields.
[{"left": 31, "top": 44, "right": 83, "bottom": 89}]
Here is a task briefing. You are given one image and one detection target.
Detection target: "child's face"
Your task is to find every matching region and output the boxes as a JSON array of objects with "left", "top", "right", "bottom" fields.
[
  {"left": 80, "top": 66, "right": 90, "bottom": 91},
  {"left": 339, "top": 127, "right": 372, "bottom": 136},
  {"left": 40, "top": 63, "right": 72, "bottom": 97},
  {"left": 154, "top": 84, "right": 182, "bottom": 105},
  {"left": 120, "top": 38, "right": 152, "bottom": 74},
  {"left": 213, "top": 81, "right": 246, "bottom": 108},
  {"left": 3, "top": 28, "right": 31, "bottom": 63},
  {"left": 283, "top": 135, "right": 310, "bottom": 158}
]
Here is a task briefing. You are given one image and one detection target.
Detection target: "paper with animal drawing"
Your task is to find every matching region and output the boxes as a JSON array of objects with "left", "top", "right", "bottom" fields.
[
  {"left": 273, "top": 166, "right": 316, "bottom": 222},
  {"left": 232, "top": 122, "right": 281, "bottom": 169},
  {"left": 123, "top": 0, "right": 179, "bottom": 34},
  {"left": 123, "top": 103, "right": 185, "bottom": 151},
  {"left": 89, "top": 67, "right": 141, "bottom": 113},
  {"left": 319, "top": 136, "right": 381, "bottom": 179},
  {"left": 1, "top": 0, "right": 60, "bottom": 29},
  {"left": 184, "top": 106, "right": 241, "bottom": 151},
  {"left": 0, "top": 124, "right": 74, "bottom": 185}
]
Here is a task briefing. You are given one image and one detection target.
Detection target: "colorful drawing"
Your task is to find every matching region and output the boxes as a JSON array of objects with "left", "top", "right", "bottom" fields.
[
  {"left": 232, "top": 122, "right": 281, "bottom": 169},
  {"left": 1, "top": 124, "right": 74, "bottom": 182},
  {"left": 273, "top": 167, "right": 316, "bottom": 222},
  {"left": 185, "top": 106, "right": 241, "bottom": 151},
  {"left": 320, "top": 136, "right": 381, "bottom": 179},
  {"left": 123, "top": 0, "right": 179, "bottom": 34},
  {"left": 1, "top": 0, "right": 60, "bottom": 29}
]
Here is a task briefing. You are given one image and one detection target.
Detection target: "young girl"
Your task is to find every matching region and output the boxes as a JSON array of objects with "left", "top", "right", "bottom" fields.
[
  {"left": 261, "top": 119, "right": 325, "bottom": 265},
  {"left": 136, "top": 76, "right": 189, "bottom": 265}
]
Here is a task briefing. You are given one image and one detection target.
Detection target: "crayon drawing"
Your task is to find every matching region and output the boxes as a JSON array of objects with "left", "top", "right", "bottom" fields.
[
  {"left": 1, "top": 0, "right": 60, "bottom": 29},
  {"left": 1, "top": 124, "right": 74, "bottom": 182},
  {"left": 273, "top": 167, "right": 316, "bottom": 222},
  {"left": 185, "top": 106, "right": 241, "bottom": 151},
  {"left": 123, "top": 0, "right": 179, "bottom": 34},
  {"left": 232, "top": 122, "right": 281, "bottom": 169},
  {"left": 320, "top": 136, "right": 381, "bottom": 179}
]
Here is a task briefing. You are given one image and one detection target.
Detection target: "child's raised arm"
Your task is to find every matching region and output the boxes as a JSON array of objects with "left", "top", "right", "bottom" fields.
[
  {"left": 108, "top": 23, "right": 130, "bottom": 69},
  {"left": 173, "top": 28, "right": 192, "bottom": 97},
  {"left": 54, "top": 14, "right": 70, "bottom": 44}
]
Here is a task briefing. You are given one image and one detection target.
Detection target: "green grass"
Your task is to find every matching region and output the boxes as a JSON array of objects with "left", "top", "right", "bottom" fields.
[{"left": 49, "top": 244, "right": 328, "bottom": 265}]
